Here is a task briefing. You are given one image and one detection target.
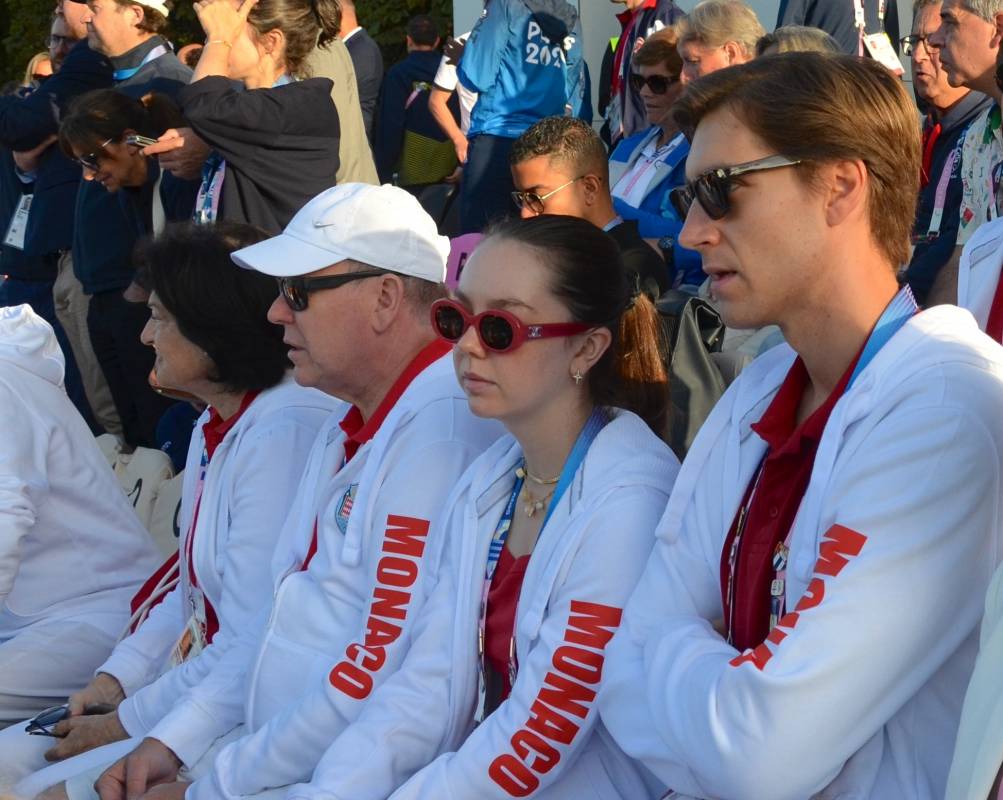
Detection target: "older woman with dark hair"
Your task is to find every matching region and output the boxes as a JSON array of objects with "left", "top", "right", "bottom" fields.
[{"left": 0, "top": 222, "right": 342, "bottom": 797}]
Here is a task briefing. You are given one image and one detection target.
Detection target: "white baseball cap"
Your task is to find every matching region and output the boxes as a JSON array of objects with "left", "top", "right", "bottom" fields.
[
  {"left": 231, "top": 183, "right": 450, "bottom": 282},
  {"left": 67, "top": 0, "right": 171, "bottom": 15}
]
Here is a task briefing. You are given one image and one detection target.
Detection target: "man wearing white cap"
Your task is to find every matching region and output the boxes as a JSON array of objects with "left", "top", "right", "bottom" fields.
[{"left": 26, "top": 184, "right": 503, "bottom": 800}]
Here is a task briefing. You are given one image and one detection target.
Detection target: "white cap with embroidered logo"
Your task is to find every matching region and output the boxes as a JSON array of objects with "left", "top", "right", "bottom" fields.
[{"left": 230, "top": 183, "right": 450, "bottom": 282}]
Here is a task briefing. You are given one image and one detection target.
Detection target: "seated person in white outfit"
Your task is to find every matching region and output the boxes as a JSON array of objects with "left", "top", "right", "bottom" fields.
[
  {"left": 85, "top": 184, "right": 502, "bottom": 800},
  {"left": 599, "top": 53, "right": 1003, "bottom": 800},
  {"left": 0, "top": 222, "right": 340, "bottom": 797},
  {"left": 0, "top": 305, "right": 159, "bottom": 731},
  {"left": 282, "top": 215, "right": 680, "bottom": 800}
]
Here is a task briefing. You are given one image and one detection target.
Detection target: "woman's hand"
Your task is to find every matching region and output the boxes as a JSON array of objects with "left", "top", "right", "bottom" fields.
[{"left": 193, "top": 0, "right": 257, "bottom": 45}]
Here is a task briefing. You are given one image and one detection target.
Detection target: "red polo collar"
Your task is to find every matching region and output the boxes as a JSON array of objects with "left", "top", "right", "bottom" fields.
[{"left": 338, "top": 339, "right": 453, "bottom": 462}]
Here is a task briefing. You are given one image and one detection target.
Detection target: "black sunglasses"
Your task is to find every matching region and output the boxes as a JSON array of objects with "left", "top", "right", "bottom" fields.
[
  {"left": 25, "top": 704, "right": 69, "bottom": 737},
  {"left": 900, "top": 34, "right": 938, "bottom": 56},
  {"left": 669, "top": 154, "right": 803, "bottom": 220},
  {"left": 278, "top": 270, "right": 384, "bottom": 311},
  {"left": 629, "top": 72, "right": 679, "bottom": 95}
]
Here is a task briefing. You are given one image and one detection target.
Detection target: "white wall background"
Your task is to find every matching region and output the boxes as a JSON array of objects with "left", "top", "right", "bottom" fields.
[{"left": 450, "top": 0, "right": 913, "bottom": 122}]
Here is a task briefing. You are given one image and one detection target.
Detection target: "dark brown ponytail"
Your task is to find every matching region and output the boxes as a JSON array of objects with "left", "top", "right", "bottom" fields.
[{"left": 483, "top": 215, "right": 670, "bottom": 435}]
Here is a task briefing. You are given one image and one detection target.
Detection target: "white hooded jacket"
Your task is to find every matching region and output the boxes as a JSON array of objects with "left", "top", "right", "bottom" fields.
[
  {"left": 957, "top": 215, "right": 1003, "bottom": 332},
  {"left": 0, "top": 305, "right": 160, "bottom": 638},
  {"left": 599, "top": 306, "right": 1003, "bottom": 800},
  {"left": 146, "top": 354, "right": 503, "bottom": 797},
  {"left": 281, "top": 410, "right": 679, "bottom": 800},
  {"left": 97, "top": 377, "right": 342, "bottom": 734}
]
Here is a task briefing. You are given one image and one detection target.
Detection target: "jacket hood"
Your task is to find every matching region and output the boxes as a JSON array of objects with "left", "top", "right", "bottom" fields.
[
  {"left": 0, "top": 305, "right": 65, "bottom": 388},
  {"left": 523, "top": 0, "right": 579, "bottom": 46}
]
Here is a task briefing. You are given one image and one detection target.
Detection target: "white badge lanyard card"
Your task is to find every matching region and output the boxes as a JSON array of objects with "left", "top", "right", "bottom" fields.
[
  {"left": 856, "top": 0, "right": 905, "bottom": 75},
  {"left": 169, "top": 448, "right": 212, "bottom": 667},
  {"left": 4, "top": 194, "right": 32, "bottom": 251}
]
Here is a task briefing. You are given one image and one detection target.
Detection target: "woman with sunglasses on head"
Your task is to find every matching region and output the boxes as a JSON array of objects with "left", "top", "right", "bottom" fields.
[
  {"left": 173, "top": 0, "right": 341, "bottom": 233},
  {"left": 0, "top": 222, "right": 342, "bottom": 798},
  {"left": 609, "top": 27, "right": 703, "bottom": 291},
  {"left": 285, "top": 215, "right": 679, "bottom": 800},
  {"left": 59, "top": 89, "right": 200, "bottom": 240}
]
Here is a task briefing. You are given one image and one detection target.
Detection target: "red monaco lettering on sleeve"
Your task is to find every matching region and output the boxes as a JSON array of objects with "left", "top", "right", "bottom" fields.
[
  {"left": 328, "top": 516, "right": 430, "bottom": 699},
  {"left": 730, "top": 524, "right": 868, "bottom": 670},
  {"left": 488, "top": 601, "right": 622, "bottom": 796}
]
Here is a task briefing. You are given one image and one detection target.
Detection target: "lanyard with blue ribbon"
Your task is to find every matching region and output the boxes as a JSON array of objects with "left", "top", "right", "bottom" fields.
[
  {"left": 191, "top": 74, "right": 294, "bottom": 225},
  {"left": 113, "top": 44, "right": 169, "bottom": 82},
  {"left": 725, "top": 286, "right": 919, "bottom": 643},
  {"left": 193, "top": 153, "right": 225, "bottom": 225},
  {"left": 474, "top": 406, "right": 609, "bottom": 722}
]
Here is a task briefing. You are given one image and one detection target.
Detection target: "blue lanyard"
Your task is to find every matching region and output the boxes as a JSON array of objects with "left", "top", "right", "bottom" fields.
[
  {"left": 727, "top": 285, "right": 919, "bottom": 643},
  {"left": 113, "top": 44, "right": 169, "bottom": 82},
  {"left": 474, "top": 407, "right": 609, "bottom": 721},
  {"left": 540, "top": 407, "right": 609, "bottom": 531},
  {"left": 847, "top": 285, "right": 918, "bottom": 390}
]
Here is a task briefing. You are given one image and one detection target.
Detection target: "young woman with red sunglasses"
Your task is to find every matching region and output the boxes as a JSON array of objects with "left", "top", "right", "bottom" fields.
[{"left": 286, "top": 214, "right": 680, "bottom": 800}]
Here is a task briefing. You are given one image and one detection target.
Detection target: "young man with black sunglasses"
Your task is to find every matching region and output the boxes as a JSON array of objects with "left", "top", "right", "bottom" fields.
[
  {"left": 600, "top": 52, "right": 1003, "bottom": 800},
  {"left": 77, "top": 184, "right": 502, "bottom": 800}
]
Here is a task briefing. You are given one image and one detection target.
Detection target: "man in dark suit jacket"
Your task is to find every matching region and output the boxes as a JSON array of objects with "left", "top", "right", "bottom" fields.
[
  {"left": 509, "top": 115, "right": 671, "bottom": 299},
  {"left": 0, "top": 9, "right": 113, "bottom": 431}
]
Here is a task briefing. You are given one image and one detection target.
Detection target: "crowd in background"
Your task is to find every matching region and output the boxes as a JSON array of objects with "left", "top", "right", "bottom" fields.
[{"left": 3, "top": 0, "right": 1003, "bottom": 797}]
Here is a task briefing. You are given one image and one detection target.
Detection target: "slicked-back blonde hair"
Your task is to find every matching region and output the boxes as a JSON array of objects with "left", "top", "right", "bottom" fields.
[{"left": 677, "top": 0, "right": 766, "bottom": 57}]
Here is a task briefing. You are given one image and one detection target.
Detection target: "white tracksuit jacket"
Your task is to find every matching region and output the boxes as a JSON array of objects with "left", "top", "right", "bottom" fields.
[
  {"left": 0, "top": 305, "right": 160, "bottom": 638},
  {"left": 106, "top": 377, "right": 342, "bottom": 735},
  {"left": 151, "top": 354, "right": 503, "bottom": 799},
  {"left": 957, "top": 215, "right": 1003, "bottom": 331},
  {"left": 599, "top": 305, "right": 1003, "bottom": 800},
  {"left": 282, "top": 410, "right": 679, "bottom": 800}
]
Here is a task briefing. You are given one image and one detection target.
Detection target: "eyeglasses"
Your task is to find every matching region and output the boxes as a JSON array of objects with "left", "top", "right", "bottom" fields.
[
  {"left": 628, "top": 72, "right": 679, "bottom": 95},
  {"left": 25, "top": 704, "right": 69, "bottom": 737},
  {"left": 511, "top": 176, "right": 583, "bottom": 215},
  {"left": 430, "top": 298, "right": 590, "bottom": 353},
  {"left": 669, "top": 154, "right": 803, "bottom": 220},
  {"left": 900, "top": 34, "right": 938, "bottom": 56},
  {"left": 278, "top": 269, "right": 384, "bottom": 311},
  {"left": 75, "top": 137, "right": 114, "bottom": 171},
  {"left": 74, "top": 135, "right": 158, "bottom": 172}
]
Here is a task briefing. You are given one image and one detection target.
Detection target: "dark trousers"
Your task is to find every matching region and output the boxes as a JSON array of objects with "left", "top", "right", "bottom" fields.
[
  {"left": 87, "top": 289, "right": 172, "bottom": 448},
  {"left": 460, "top": 134, "right": 517, "bottom": 234},
  {"left": 0, "top": 275, "right": 97, "bottom": 432}
]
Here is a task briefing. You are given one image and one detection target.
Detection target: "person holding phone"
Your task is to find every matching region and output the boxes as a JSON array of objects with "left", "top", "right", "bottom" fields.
[{"left": 59, "top": 89, "right": 199, "bottom": 239}]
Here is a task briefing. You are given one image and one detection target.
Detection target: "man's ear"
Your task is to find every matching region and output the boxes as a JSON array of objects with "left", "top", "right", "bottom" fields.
[
  {"left": 821, "top": 159, "right": 869, "bottom": 229},
  {"left": 579, "top": 174, "right": 604, "bottom": 204},
  {"left": 723, "top": 40, "right": 745, "bottom": 64}
]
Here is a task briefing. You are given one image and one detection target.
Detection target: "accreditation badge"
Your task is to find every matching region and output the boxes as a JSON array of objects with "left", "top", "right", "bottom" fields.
[
  {"left": 863, "top": 32, "right": 904, "bottom": 76},
  {"left": 167, "top": 588, "right": 209, "bottom": 668},
  {"left": 4, "top": 194, "right": 32, "bottom": 250}
]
